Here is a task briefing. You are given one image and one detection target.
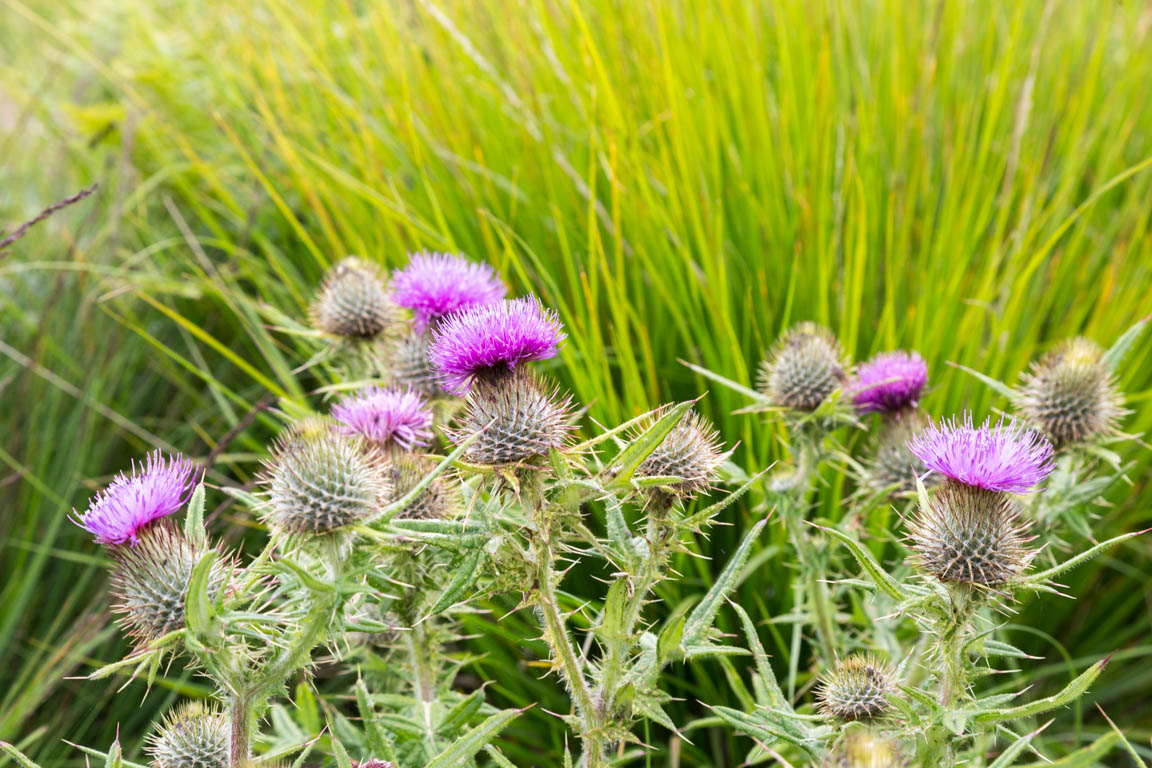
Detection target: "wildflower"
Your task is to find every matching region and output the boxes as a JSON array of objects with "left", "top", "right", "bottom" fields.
[
  {"left": 391, "top": 251, "right": 506, "bottom": 331},
  {"left": 261, "top": 429, "right": 389, "bottom": 535},
  {"left": 758, "top": 322, "right": 847, "bottom": 411},
  {"left": 907, "top": 414, "right": 1054, "bottom": 494},
  {"left": 823, "top": 730, "right": 906, "bottom": 768},
  {"left": 146, "top": 701, "right": 229, "bottom": 768},
  {"left": 332, "top": 385, "right": 433, "bottom": 452},
  {"left": 1017, "top": 337, "right": 1123, "bottom": 447},
  {"left": 906, "top": 483, "right": 1034, "bottom": 586},
  {"left": 428, "top": 295, "right": 565, "bottom": 394},
  {"left": 848, "top": 351, "right": 927, "bottom": 415},
  {"left": 635, "top": 411, "right": 727, "bottom": 496},
  {"left": 388, "top": 330, "right": 440, "bottom": 396},
  {"left": 312, "top": 258, "right": 400, "bottom": 339},
  {"left": 452, "top": 369, "right": 575, "bottom": 465},
  {"left": 863, "top": 409, "right": 933, "bottom": 495},
  {"left": 817, "top": 655, "right": 894, "bottom": 721},
  {"left": 73, "top": 451, "right": 200, "bottom": 547},
  {"left": 111, "top": 522, "right": 229, "bottom": 646}
]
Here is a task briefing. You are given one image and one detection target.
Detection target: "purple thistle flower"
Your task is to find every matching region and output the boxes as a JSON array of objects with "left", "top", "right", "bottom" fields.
[
  {"left": 848, "top": 351, "right": 928, "bottom": 414},
  {"left": 74, "top": 451, "right": 200, "bottom": 547},
  {"left": 391, "top": 252, "right": 506, "bottom": 331},
  {"left": 907, "top": 413, "right": 1054, "bottom": 493},
  {"left": 331, "top": 386, "right": 433, "bottom": 450},
  {"left": 428, "top": 295, "right": 566, "bottom": 393}
]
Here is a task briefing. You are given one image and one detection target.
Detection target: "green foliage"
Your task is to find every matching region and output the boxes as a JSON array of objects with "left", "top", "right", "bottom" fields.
[{"left": 3, "top": 0, "right": 1152, "bottom": 763}]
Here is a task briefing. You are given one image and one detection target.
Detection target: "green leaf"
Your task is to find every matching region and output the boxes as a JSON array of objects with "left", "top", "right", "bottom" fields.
[
  {"left": 728, "top": 600, "right": 787, "bottom": 709},
  {"left": 679, "top": 360, "right": 767, "bottom": 402},
  {"left": 814, "top": 524, "right": 906, "bottom": 602},
  {"left": 1102, "top": 315, "right": 1149, "bottom": 372},
  {"left": 355, "top": 678, "right": 396, "bottom": 763},
  {"left": 682, "top": 517, "right": 768, "bottom": 646},
  {"left": 987, "top": 721, "right": 1051, "bottom": 768},
  {"left": 183, "top": 550, "right": 220, "bottom": 643},
  {"left": 438, "top": 689, "right": 486, "bottom": 735},
  {"left": 950, "top": 362, "right": 1019, "bottom": 400},
  {"left": 1014, "top": 732, "right": 1119, "bottom": 767},
  {"left": 484, "top": 746, "right": 519, "bottom": 768},
  {"left": 974, "top": 657, "right": 1108, "bottom": 724},
  {"left": 1021, "top": 530, "right": 1148, "bottom": 586},
  {"left": 424, "top": 546, "right": 485, "bottom": 617},
  {"left": 604, "top": 400, "right": 696, "bottom": 489},
  {"left": 0, "top": 742, "right": 42, "bottom": 768},
  {"left": 184, "top": 483, "right": 207, "bottom": 549},
  {"left": 426, "top": 708, "right": 523, "bottom": 768}
]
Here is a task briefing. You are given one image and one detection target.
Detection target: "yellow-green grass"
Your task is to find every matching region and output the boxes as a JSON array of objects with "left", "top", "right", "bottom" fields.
[{"left": 2, "top": 0, "right": 1151, "bottom": 763}]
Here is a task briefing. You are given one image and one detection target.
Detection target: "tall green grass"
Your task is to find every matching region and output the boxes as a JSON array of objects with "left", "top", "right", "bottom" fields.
[{"left": 3, "top": 0, "right": 1151, "bottom": 763}]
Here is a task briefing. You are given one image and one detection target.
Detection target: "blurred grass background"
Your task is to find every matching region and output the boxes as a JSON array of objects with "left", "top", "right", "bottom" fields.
[{"left": 2, "top": 0, "right": 1151, "bottom": 764}]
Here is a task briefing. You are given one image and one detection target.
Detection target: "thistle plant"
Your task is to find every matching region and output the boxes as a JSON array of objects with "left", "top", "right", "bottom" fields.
[{"left": 848, "top": 351, "right": 932, "bottom": 495}]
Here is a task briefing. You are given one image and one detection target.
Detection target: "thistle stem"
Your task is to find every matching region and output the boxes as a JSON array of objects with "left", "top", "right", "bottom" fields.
[
  {"left": 228, "top": 692, "right": 254, "bottom": 768},
  {"left": 405, "top": 618, "right": 440, "bottom": 752},
  {"left": 524, "top": 475, "right": 602, "bottom": 767}
]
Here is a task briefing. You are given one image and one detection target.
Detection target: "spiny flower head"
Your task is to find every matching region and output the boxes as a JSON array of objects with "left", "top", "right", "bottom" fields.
[
  {"left": 848, "top": 351, "right": 927, "bottom": 414},
  {"left": 864, "top": 409, "right": 934, "bottom": 495},
  {"left": 73, "top": 451, "right": 200, "bottom": 547},
  {"left": 388, "top": 330, "right": 440, "bottom": 396},
  {"left": 111, "top": 523, "right": 229, "bottom": 646},
  {"left": 312, "top": 257, "right": 400, "bottom": 339},
  {"left": 429, "top": 296, "right": 565, "bottom": 394},
  {"left": 1017, "top": 337, "right": 1123, "bottom": 447},
  {"left": 391, "top": 251, "right": 506, "bottom": 331},
  {"left": 146, "top": 700, "right": 229, "bottom": 768},
  {"left": 261, "top": 429, "right": 389, "bottom": 535},
  {"left": 817, "top": 655, "right": 894, "bottom": 721},
  {"left": 907, "top": 414, "right": 1053, "bottom": 493},
  {"left": 388, "top": 454, "right": 459, "bottom": 519},
  {"left": 823, "top": 730, "right": 906, "bottom": 768},
  {"left": 758, "top": 322, "right": 846, "bottom": 411},
  {"left": 332, "top": 385, "right": 433, "bottom": 451},
  {"left": 452, "top": 369, "right": 575, "bottom": 465},
  {"left": 907, "top": 481, "right": 1034, "bottom": 586},
  {"left": 635, "top": 411, "right": 727, "bottom": 496}
]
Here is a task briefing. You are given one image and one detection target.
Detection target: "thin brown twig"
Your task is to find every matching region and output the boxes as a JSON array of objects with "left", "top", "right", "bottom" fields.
[{"left": 0, "top": 183, "right": 99, "bottom": 254}]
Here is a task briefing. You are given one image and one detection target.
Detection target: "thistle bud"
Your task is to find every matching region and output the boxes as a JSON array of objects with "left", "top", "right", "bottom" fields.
[
  {"left": 111, "top": 522, "right": 228, "bottom": 646},
  {"left": 758, "top": 322, "right": 846, "bottom": 411},
  {"left": 261, "top": 429, "right": 389, "bottom": 535},
  {"left": 907, "top": 481, "right": 1033, "bottom": 586},
  {"left": 635, "top": 411, "right": 726, "bottom": 496},
  {"left": 146, "top": 701, "right": 229, "bottom": 768},
  {"left": 453, "top": 369, "right": 574, "bottom": 465},
  {"left": 823, "top": 729, "right": 906, "bottom": 768},
  {"left": 863, "top": 409, "right": 932, "bottom": 495},
  {"left": 312, "top": 258, "right": 400, "bottom": 339},
  {"left": 388, "top": 453, "right": 458, "bottom": 519},
  {"left": 389, "top": 330, "right": 441, "bottom": 397},
  {"left": 817, "top": 655, "right": 894, "bottom": 721},
  {"left": 1017, "top": 337, "right": 1123, "bottom": 447}
]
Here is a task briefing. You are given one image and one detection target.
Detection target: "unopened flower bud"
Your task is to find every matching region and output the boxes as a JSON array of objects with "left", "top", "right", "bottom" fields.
[
  {"left": 146, "top": 701, "right": 229, "bottom": 768},
  {"left": 817, "top": 655, "right": 894, "bottom": 721},
  {"left": 758, "top": 323, "right": 846, "bottom": 411},
  {"left": 635, "top": 411, "right": 725, "bottom": 497},
  {"left": 312, "top": 258, "right": 400, "bottom": 339},
  {"left": 1017, "top": 337, "right": 1123, "bottom": 447}
]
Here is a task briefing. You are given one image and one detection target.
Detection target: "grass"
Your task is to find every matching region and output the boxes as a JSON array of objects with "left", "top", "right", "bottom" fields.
[{"left": 2, "top": 0, "right": 1151, "bottom": 763}]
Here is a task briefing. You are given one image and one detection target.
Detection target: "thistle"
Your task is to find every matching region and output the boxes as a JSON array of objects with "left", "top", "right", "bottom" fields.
[
  {"left": 146, "top": 701, "right": 229, "bottom": 768},
  {"left": 428, "top": 295, "right": 565, "bottom": 394},
  {"left": 1017, "top": 337, "right": 1124, "bottom": 447},
  {"left": 817, "top": 655, "right": 894, "bottom": 721},
  {"left": 906, "top": 483, "right": 1034, "bottom": 586},
  {"left": 331, "top": 385, "right": 434, "bottom": 453},
  {"left": 453, "top": 369, "right": 574, "bottom": 465},
  {"left": 261, "top": 429, "right": 389, "bottom": 535},
  {"left": 823, "top": 730, "right": 906, "bottom": 768},
  {"left": 847, "top": 351, "right": 927, "bottom": 415},
  {"left": 757, "top": 322, "right": 846, "bottom": 411},
  {"left": 391, "top": 251, "right": 506, "bottom": 332},
  {"left": 863, "top": 409, "right": 933, "bottom": 494},
  {"left": 388, "top": 330, "right": 441, "bottom": 396},
  {"left": 906, "top": 414, "right": 1054, "bottom": 493},
  {"left": 111, "top": 522, "right": 228, "bottom": 646},
  {"left": 73, "top": 450, "right": 200, "bottom": 547},
  {"left": 635, "top": 410, "right": 726, "bottom": 496},
  {"left": 312, "top": 258, "right": 400, "bottom": 339},
  {"left": 388, "top": 453, "right": 458, "bottom": 519}
]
